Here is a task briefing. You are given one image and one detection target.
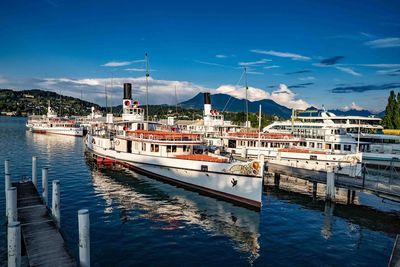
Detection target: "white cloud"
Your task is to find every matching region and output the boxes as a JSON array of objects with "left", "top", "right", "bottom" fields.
[
  {"left": 357, "top": 63, "right": 400, "bottom": 68},
  {"left": 247, "top": 71, "right": 264, "bottom": 75},
  {"left": 215, "top": 83, "right": 311, "bottom": 109},
  {"left": 215, "top": 85, "right": 270, "bottom": 101},
  {"left": 38, "top": 76, "right": 208, "bottom": 106},
  {"left": 101, "top": 59, "right": 145, "bottom": 67},
  {"left": 268, "top": 84, "right": 311, "bottom": 109},
  {"left": 250, "top": 49, "right": 310, "bottom": 61},
  {"left": 0, "top": 75, "right": 7, "bottom": 84},
  {"left": 125, "top": 68, "right": 146, "bottom": 72},
  {"left": 365, "top": 37, "right": 400, "bottom": 48},
  {"left": 215, "top": 54, "right": 227, "bottom": 58},
  {"left": 238, "top": 59, "right": 271, "bottom": 66},
  {"left": 335, "top": 66, "right": 362, "bottom": 77},
  {"left": 298, "top": 76, "right": 315, "bottom": 81},
  {"left": 342, "top": 102, "right": 364, "bottom": 111},
  {"left": 376, "top": 69, "right": 400, "bottom": 76},
  {"left": 263, "top": 65, "right": 280, "bottom": 69},
  {"left": 194, "top": 60, "right": 225, "bottom": 67}
]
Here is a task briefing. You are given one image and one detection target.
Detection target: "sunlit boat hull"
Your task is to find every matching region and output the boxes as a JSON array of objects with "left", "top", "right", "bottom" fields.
[{"left": 26, "top": 124, "right": 84, "bottom": 137}]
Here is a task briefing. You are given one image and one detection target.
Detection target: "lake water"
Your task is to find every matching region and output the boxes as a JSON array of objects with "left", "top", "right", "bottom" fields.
[{"left": 0, "top": 116, "right": 399, "bottom": 266}]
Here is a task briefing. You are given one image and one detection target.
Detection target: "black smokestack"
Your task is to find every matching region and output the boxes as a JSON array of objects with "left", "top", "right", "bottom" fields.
[
  {"left": 123, "top": 83, "right": 132, "bottom": 99},
  {"left": 204, "top": 92, "right": 211, "bottom": 105}
]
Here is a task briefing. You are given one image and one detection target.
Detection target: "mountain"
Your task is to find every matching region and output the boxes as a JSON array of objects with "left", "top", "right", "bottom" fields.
[
  {"left": 327, "top": 109, "right": 375, "bottom": 117},
  {"left": 179, "top": 93, "right": 292, "bottom": 118},
  {"left": 0, "top": 89, "right": 101, "bottom": 116}
]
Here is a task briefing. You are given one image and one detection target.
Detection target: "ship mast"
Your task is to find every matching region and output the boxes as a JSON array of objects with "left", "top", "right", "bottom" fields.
[
  {"left": 145, "top": 53, "right": 150, "bottom": 122},
  {"left": 244, "top": 67, "right": 249, "bottom": 129}
]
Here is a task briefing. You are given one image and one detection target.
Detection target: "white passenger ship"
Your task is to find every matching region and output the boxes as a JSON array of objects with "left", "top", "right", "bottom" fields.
[
  {"left": 264, "top": 110, "right": 400, "bottom": 166},
  {"left": 26, "top": 102, "right": 84, "bottom": 137},
  {"left": 85, "top": 84, "right": 264, "bottom": 210}
]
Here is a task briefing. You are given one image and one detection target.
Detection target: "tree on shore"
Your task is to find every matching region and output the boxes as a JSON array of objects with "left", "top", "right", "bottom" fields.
[{"left": 382, "top": 90, "right": 400, "bottom": 129}]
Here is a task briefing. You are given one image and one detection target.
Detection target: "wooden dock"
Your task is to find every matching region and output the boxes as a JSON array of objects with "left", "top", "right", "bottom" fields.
[{"left": 14, "top": 181, "right": 77, "bottom": 267}]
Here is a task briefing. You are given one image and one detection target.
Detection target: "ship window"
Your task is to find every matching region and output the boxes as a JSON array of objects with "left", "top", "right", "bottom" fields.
[
  {"left": 334, "top": 144, "right": 341, "bottom": 150},
  {"left": 142, "top": 142, "right": 146, "bottom": 151},
  {"left": 167, "top": 145, "right": 171, "bottom": 152},
  {"left": 172, "top": 145, "right": 177, "bottom": 152},
  {"left": 310, "top": 155, "right": 317, "bottom": 160},
  {"left": 317, "top": 143, "right": 322, "bottom": 149},
  {"left": 151, "top": 144, "right": 159, "bottom": 152},
  {"left": 228, "top": 140, "right": 236, "bottom": 148},
  {"left": 310, "top": 142, "right": 315, "bottom": 148},
  {"left": 344, "top": 145, "right": 351, "bottom": 151},
  {"left": 201, "top": 165, "right": 208, "bottom": 172}
]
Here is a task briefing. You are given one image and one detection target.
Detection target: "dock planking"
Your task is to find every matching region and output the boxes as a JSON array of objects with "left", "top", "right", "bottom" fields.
[{"left": 14, "top": 181, "right": 77, "bottom": 267}]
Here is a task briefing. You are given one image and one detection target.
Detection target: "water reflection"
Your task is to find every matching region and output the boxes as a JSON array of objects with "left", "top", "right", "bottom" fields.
[
  {"left": 25, "top": 131, "right": 79, "bottom": 156},
  {"left": 267, "top": 188, "right": 400, "bottom": 236},
  {"left": 86, "top": 157, "right": 261, "bottom": 263}
]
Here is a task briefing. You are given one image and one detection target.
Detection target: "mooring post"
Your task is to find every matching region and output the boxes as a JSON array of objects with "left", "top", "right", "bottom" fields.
[
  {"left": 52, "top": 180, "right": 60, "bottom": 228},
  {"left": 32, "top": 156, "right": 37, "bottom": 188},
  {"left": 325, "top": 169, "right": 335, "bottom": 202},
  {"left": 351, "top": 190, "right": 356, "bottom": 204},
  {"left": 42, "top": 168, "right": 48, "bottom": 206},
  {"left": 7, "top": 187, "right": 17, "bottom": 224},
  {"left": 5, "top": 173, "right": 11, "bottom": 216},
  {"left": 312, "top": 182, "right": 317, "bottom": 199},
  {"left": 362, "top": 164, "right": 366, "bottom": 188},
  {"left": 5, "top": 159, "right": 10, "bottom": 176},
  {"left": 274, "top": 173, "right": 280, "bottom": 187},
  {"left": 347, "top": 189, "right": 351, "bottom": 204},
  {"left": 78, "top": 209, "right": 90, "bottom": 267},
  {"left": 8, "top": 221, "right": 21, "bottom": 267}
]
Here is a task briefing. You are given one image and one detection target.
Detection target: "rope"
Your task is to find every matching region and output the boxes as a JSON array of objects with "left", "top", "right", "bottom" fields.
[{"left": 222, "top": 70, "right": 245, "bottom": 113}]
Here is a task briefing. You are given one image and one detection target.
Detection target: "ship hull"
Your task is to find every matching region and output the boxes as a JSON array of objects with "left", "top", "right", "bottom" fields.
[
  {"left": 27, "top": 124, "right": 84, "bottom": 137},
  {"left": 86, "top": 137, "right": 263, "bottom": 210}
]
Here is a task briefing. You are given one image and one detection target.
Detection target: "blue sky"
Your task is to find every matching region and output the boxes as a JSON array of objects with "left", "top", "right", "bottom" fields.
[{"left": 0, "top": 0, "right": 399, "bottom": 112}]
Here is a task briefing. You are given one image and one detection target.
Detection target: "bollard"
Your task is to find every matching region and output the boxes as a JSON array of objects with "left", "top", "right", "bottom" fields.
[
  {"left": 78, "top": 209, "right": 91, "bottom": 267},
  {"left": 52, "top": 180, "right": 60, "bottom": 228},
  {"left": 5, "top": 159, "right": 10, "bottom": 175},
  {"left": 7, "top": 187, "right": 17, "bottom": 224},
  {"left": 32, "top": 156, "right": 37, "bottom": 188},
  {"left": 325, "top": 170, "right": 335, "bottom": 201},
  {"left": 42, "top": 168, "right": 48, "bottom": 205},
  {"left": 5, "top": 173, "right": 11, "bottom": 216},
  {"left": 8, "top": 221, "right": 21, "bottom": 267}
]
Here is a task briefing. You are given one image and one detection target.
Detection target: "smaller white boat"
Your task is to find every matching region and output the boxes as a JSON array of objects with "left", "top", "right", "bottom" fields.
[{"left": 26, "top": 102, "right": 84, "bottom": 137}]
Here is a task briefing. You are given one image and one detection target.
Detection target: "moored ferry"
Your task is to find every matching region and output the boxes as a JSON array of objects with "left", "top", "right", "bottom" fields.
[
  {"left": 85, "top": 83, "right": 264, "bottom": 210},
  {"left": 26, "top": 102, "right": 84, "bottom": 137}
]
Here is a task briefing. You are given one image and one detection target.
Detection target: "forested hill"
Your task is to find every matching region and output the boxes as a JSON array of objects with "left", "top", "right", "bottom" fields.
[{"left": 0, "top": 89, "right": 100, "bottom": 116}]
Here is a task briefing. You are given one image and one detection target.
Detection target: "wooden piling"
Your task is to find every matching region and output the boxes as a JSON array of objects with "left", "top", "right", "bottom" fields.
[
  {"left": 78, "top": 209, "right": 90, "bottom": 267},
  {"left": 274, "top": 173, "right": 280, "bottom": 187},
  {"left": 8, "top": 221, "right": 21, "bottom": 267},
  {"left": 32, "top": 156, "right": 37, "bottom": 188},
  {"left": 52, "top": 180, "right": 60, "bottom": 228},
  {"left": 7, "top": 187, "right": 17, "bottom": 224},
  {"left": 325, "top": 170, "right": 335, "bottom": 201},
  {"left": 312, "top": 182, "right": 317, "bottom": 199},
  {"left": 42, "top": 168, "right": 48, "bottom": 205}
]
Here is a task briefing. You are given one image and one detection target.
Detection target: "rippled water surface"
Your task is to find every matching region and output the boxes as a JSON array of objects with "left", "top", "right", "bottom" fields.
[{"left": 0, "top": 117, "right": 399, "bottom": 266}]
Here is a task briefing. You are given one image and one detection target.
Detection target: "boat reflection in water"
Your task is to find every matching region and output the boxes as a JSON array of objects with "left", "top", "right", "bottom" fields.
[
  {"left": 86, "top": 156, "right": 261, "bottom": 263},
  {"left": 25, "top": 130, "right": 79, "bottom": 156}
]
